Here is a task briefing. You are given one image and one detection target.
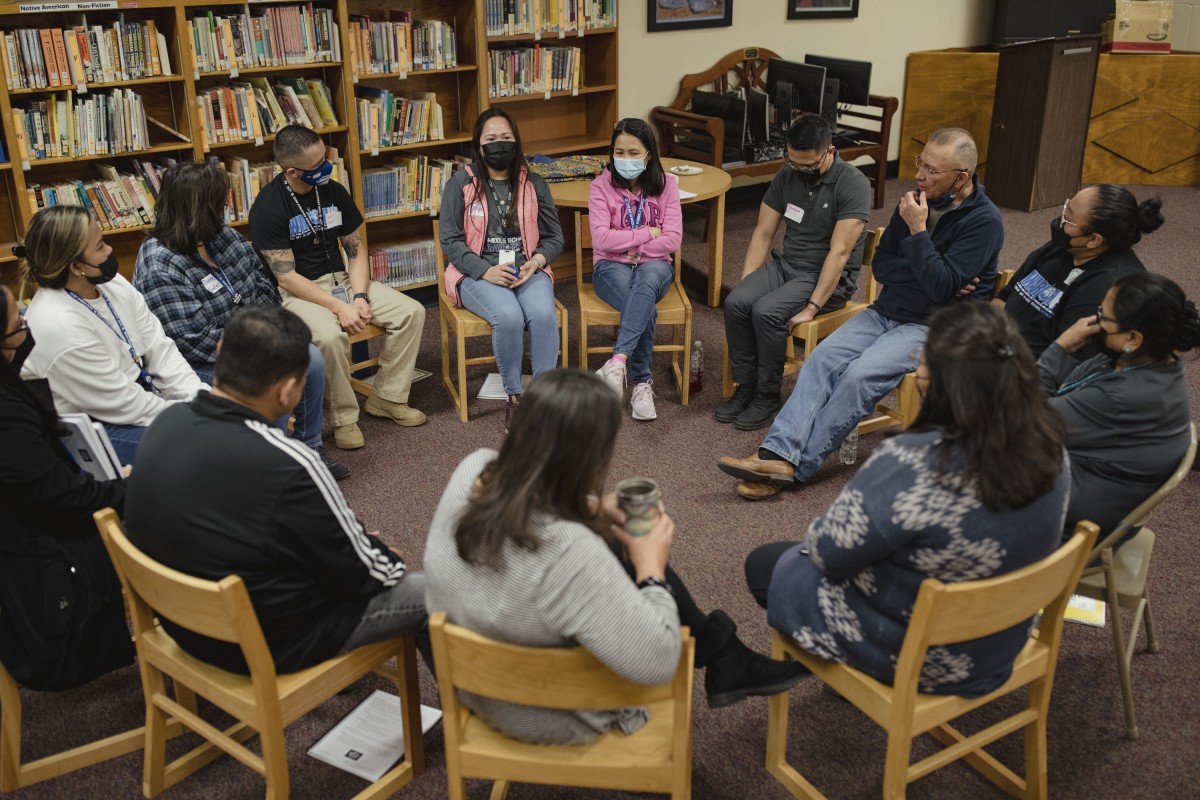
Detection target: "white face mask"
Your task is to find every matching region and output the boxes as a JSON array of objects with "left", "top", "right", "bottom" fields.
[{"left": 613, "top": 157, "right": 646, "bottom": 181}]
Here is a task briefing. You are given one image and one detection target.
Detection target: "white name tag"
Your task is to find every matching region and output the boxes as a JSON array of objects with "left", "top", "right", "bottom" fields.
[
  {"left": 201, "top": 274, "right": 222, "bottom": 294},
  {"left": 468, "top": 201, "right": 486, "bottom": 217},
  {"left": 324, "top": 207, "right": 343, "bottom": 228},
  {"left": 784, "top": 203, "right": 805, "bottom": 224}
]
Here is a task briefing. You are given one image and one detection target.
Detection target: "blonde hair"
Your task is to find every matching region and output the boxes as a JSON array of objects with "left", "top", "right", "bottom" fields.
[{"left": 18, "top": 206, "right": 92, "bottom": 301}]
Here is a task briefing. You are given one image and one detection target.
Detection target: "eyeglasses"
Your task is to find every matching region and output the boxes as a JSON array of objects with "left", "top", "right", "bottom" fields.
[
  {"left": 785, "top": 148, "right": 829, "bottom": 174},
  {"left": 1095, "top": 305, "right": 1122, "bottom": 329},
  {"left": 913, "top": 156, "right": 967, "bottom": 177},
  {"left": 1060, "top": 199, "right": 1091, "bottom": 234}
]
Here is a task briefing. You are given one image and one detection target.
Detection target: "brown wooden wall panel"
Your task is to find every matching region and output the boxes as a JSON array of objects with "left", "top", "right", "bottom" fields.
[{"left": 900, "top": 50, "right": 1200, "bottom": 187}]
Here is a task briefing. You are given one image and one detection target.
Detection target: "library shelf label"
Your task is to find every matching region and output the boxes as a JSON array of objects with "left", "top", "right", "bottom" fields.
[{"left": 19, "top": 0, "right": 116, "bottom": 10}]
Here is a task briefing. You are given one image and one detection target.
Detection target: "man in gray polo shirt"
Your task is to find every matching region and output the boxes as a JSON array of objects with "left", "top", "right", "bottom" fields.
[{"left": 717, "top": 115, "right": 870, "bottom": 431}]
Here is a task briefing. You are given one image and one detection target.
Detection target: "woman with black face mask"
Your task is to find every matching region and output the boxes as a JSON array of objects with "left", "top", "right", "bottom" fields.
[
  {"left": 439, "top": 108, "right": 565, "bottom": 431},
  {"left": 18, "top": 205, "right": 206, "bottom": 464},
  {"left": 995, "top": 184, "right": 1164, "bottom": 359},
  {"left": 1039, "top": 272, "right": 1198, "bottom": 545},
  {"left": 0, "top": 283, "right": 135, "bottom": 691}
]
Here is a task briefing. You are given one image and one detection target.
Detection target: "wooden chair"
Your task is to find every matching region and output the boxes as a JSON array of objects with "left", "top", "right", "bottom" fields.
[
  {"left": 429, "top": 611, "right": 695, "bottom": 800},
  {"left": 721, "top": 227, "right": 883, "bottom": 397},
  {"left": 349, "top": 323, "right": 387, "bottom": 397},
  {"left": 574, "top": 212, "right": 693, "bottom": 404},
  {"left": 94, "top": 508, "right": 424, "bottom": 799},
  {"left": 433, "top": 221, "right": 570, "bottom": 422},
  {"left": 767, "top": 522, "right": 1099, "bottom": 800},
  {"left": 1073, "top": 422, "right": 1197, "bottom": 739}
]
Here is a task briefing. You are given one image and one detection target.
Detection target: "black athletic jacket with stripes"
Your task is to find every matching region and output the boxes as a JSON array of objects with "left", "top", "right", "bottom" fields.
[{"left": 124, "top": 392, "right": 408, "bottom": 674}]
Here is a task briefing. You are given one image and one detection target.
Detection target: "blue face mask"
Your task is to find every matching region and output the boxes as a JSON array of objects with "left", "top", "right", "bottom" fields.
[
  {"left": 613, "top": 157, "right": 646, "bottom": 181},
  {"left": 927, "top": 172, "right": 968, "bottom": 209},
  {"left": 298, "top": 160, "right": 333, "bottom": 186}
]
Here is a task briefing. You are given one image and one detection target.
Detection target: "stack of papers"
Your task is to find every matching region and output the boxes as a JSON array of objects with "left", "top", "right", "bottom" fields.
[
  {"left": 307, "top": 690, "right": 442, "bottom": 782},
  {"left": 59, "top": 414, "right": 122, "bottom": 480}
]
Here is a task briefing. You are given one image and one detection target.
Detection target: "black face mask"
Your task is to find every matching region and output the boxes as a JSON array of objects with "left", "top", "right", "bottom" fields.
[
  {"left": 1089, "top": 331, "right": 1124, "bottom": 361},
  {"left": 481, "top": 141, "right": 516, "bottom": 171},
  {"left": 6, "top": 329, "right": 34, "bottom": 371},
  {"left": 79, "top": 253, "right": 120, "bottom": 285},
  {"left": 1049, "top": 218, "right": 1088, "bottom": 251}
]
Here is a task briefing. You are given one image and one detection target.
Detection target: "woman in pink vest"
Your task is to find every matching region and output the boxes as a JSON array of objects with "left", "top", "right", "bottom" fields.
[
  {"left": 440, "top": 109, "right": 564, "bottom": 431},
  {"left": 590, "top": 118, "right": 683, "bottom": 422}
]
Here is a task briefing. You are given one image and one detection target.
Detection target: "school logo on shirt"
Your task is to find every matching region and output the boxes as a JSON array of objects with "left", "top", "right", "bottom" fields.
[
  {"left": 287, "top": 205, "right": 342, "bottom": 241},
  {"left": 1014, "top": 271, "right": 1062, "bottom": 319}
]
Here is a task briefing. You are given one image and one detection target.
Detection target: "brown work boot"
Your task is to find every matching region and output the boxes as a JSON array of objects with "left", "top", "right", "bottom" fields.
[
  {"left": 736, "top": 480, "right": 783, "bottom": 500},
  {"left": 717, "top": 453, "right": 795, "bottom": 486},
  {"left": 364, "top": 396, "right": 427, "bottom": 427},
  {"left": 334, "top": 423, "right": 365, "bottom": 450}
]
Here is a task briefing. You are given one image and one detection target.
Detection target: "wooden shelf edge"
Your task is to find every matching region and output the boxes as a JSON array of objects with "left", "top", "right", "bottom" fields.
[
  {"left": 25, "top": 142, "right": 194, "bottom": 167},
  {"left": 9, "top": 75, "right": 185, "bottom": 95},
  {"left": 204, "top": 124, "right": 347, "bottom": 150},
  {"left": 358, "top": 132, "right": 471, "bottom": 155},
  {"left": 363, "top": 209, "right": 433, "bottom": 222},
  {"left": 486, "top": 26, "right": 616, "bottom": 43},
  {"left": 378, "top": 278, "right": 437, "bottom": 291},
  {"left": 488, "top": 84, "right": 615, "bottom": 104},
  {"left": 354, "top": 64, "right": 477, "bottom": 79},
  {"left": 196, "top": 61, "right": 342, "bottom": 78}
]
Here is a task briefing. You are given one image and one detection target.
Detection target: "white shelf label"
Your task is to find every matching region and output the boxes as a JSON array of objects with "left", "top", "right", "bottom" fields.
[{"left": 19, "top": 1, "right": 115, "bottom": 11}]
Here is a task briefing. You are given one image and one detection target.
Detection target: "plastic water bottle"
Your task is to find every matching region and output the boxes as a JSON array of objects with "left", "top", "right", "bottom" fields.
[
  {"left": 840, "top": 428, "right": 859, "bottom": 466},
  {"left": 689, "top": 341, "right": 704, "bottom": 394}
]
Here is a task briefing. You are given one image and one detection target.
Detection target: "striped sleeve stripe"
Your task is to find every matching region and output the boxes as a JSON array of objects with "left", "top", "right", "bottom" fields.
[{"left": 245, "top": 420, "right": 406, "bottom": 585}]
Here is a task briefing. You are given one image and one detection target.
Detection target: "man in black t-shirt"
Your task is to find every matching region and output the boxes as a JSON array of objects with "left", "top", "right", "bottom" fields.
[{"left": 249, "top": 126, "right": 426, "bottom": 450}]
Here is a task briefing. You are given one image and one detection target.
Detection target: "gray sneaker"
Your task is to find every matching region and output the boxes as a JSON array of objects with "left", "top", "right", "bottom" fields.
[
  {"left": 630, "top": 381, "right": 657, "bottom": 421},
  {"left": 596, "top": 358, "right": 626, "bottom": 399}
]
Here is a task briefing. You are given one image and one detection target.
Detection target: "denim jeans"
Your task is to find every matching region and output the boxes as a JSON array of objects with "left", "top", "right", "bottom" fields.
[
  {"left": 103, "top": 423, "right": 146, "bottom": 466},
  {"left": 761, "top": 308, "right": 927, "bottom": 482},
  {"left": 458, "top": 270, "right": 558, "bottom": 396},
  {"left": 194, "top": 343, "right": 326, "bottom": 448},
  {"left": 591, "top": 259, "right": 674, "bottom": 385},
  {"left": 338, "top": 573, "right": 428, "bottom": 653}
]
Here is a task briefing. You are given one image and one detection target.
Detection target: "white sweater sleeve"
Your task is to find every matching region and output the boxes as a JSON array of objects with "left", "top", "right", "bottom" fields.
[{"left": 42, "top": 335, "right": 175, "bottom": 427}]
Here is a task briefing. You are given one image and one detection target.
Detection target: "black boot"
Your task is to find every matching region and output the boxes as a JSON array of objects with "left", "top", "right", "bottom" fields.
[
  {"left": 695, "top": 610, "right": 810, "bottom": 709},
  {"left": 734, "top": 392, "right": 783, "bottom": 431},
  {"left": 715, "top": 382, "right": 757, "bottom": 423}
]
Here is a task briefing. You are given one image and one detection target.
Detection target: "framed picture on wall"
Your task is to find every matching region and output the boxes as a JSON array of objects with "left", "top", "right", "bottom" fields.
[
  {"left": 788, "top": 0, "right": 859, "bottom": 20},
  {"left": 648, "top": 0, "right": 733, "bottom": 32}
]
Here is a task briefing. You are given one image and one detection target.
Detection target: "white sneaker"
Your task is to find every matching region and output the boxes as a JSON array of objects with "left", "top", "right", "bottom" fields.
[
  {"left": 596, "top": 358, "right": 626, "bottom": 398},
  {"left": 630, "top": 381, "right": 657, "bottom": 421}
]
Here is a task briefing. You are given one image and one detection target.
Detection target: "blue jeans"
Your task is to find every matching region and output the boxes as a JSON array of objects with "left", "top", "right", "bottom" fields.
[
  {"left": 591, "top": 259, "right": 674, "bottom": 385},
  {"left": 103, "top": 423, "right": 146, "bottom": 466},
  {"left": 761, "top": 308, "right": 927, "bottom": 482},
  {"left": 458, "top": 270, "right": 558, "bottom": 396},
  {"left": 194, "top": 343, "right": 326, "bottom": 448},
  {"left": 338, "top": 573, "right": 428, "bottom": 653}
]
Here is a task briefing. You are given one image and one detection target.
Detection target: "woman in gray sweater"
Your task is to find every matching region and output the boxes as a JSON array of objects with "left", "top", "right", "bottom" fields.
[
  {"left": 1039, "top": 272, "right": 1198, "bottom": 542},
  {"left": 424, "top": 369, "right": 805, "bottom": 745}
]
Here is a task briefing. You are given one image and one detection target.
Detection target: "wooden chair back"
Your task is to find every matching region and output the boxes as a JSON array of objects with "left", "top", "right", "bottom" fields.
[{"left": 665, "top": 46, "right": 780, "bottom": 114}]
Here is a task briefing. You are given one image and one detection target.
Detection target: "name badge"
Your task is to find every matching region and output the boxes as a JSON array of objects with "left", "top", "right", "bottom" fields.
[
  {"left": 324, "top": 207, "right": 343, "bottom": 228},
  {"left": 784, "top": 203, "right": 805, "bottom": 224},
  {"left": 468, "top": 201, "right": 486, "bottom": 217},
  {"left": 201, "top": 274, "right": 222, "bottom": 294}
]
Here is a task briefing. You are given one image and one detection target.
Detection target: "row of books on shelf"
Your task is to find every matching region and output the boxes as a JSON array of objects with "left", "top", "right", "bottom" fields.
[
  {"left": 187, "top": 5, "right": 340, "bottom": 74},
  {"left": 361, "top": 155, "right": 461, "bottom": 217},
  {"left": 488, "top": 45, "right": 580, "bottom": 98},
  {"left": 198, "top": 77, "right": 339, "bottom": 147},
  {"left": 220, "top": 147, "right": 348, "bottom": 221},
  {"left": 347, "top": 14, "right": 457, "bottom": 76},
  {"left": 485, "top": 0, "right": 616, "bottom": 36},
  {"left": 11, "top": 89, "right": 154, "bottom": 161},
  {"left": 2, "top": 17, "right": 173, "bottom": 91},
  {"left": 26, "top": 159, "right": 172, "bottom": 231},
  {"left": 356, "top": 89, "right": 443, "bottom": 151},
  {"left": 369, "top": 239, "right": 437, "bottom": 288}
]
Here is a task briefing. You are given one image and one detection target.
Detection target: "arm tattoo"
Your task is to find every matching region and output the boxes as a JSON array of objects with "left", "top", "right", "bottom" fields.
[
  {"left": 340, "top": 230, "right": 361, "bottom": 259},
  {"left": 262, "top": 249, "right": 296, "bottom": 276}
]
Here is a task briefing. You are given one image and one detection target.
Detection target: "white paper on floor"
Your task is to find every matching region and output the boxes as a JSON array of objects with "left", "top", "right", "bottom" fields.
[
  {"left": 307, "top": 690, "right": 442, "bottom": 782},
  {"left": 477, "top": 372, "right": 532, "bottom": 400}
]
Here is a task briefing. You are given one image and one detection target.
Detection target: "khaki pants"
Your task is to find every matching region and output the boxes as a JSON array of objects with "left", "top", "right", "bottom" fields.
[{"left": 281, "top": 272, "right": 425, "bottom": 427}]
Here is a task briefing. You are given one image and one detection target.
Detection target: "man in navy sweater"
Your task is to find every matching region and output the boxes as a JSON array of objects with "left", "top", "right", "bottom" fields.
[{"left": 718, "top": 128, "right": 1004, "bottom": 499}]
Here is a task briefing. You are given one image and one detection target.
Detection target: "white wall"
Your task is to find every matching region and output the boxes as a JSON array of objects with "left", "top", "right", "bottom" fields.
[
  {"left": 1174, "top": 0, "right": 1200, "bottom": 51},
  {"left": 619, "top": 0, "right": 995, "bottom": 157}
]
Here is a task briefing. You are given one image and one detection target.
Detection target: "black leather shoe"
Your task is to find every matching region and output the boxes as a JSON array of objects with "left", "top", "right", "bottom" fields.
[
  {"left": 715, "top": 382, "right": 757, "bottom": 423},
  {"left": 734, "top": 392, "right": 782, "bottom": 431},
  {"left": 315, "top": 445, "right": 349, "bottom": 481}
]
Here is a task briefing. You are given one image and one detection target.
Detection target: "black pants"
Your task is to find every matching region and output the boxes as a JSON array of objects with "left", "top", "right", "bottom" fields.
[
  {"left": 610, "top": 539, "right": 705, "bottom": 631},
  {"left": 743, "top": 541, "right": 801, "bottom": 610}
]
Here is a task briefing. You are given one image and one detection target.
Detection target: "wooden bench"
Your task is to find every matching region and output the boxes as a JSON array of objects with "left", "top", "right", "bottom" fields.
[{"left": 650, "top": 46, "right": 898, "bottom": 209}]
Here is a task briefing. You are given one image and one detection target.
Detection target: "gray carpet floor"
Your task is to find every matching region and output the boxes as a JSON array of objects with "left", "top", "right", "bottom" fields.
[{"left": 9, "top": 179, "right": 1199, "bottom": 799}]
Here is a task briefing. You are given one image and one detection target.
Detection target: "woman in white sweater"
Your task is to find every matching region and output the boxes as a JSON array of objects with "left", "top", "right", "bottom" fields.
[
  {"left": 424, "top": 369, "right": 806, "bottom": 745},
  {"left": 19, "top": 206, "right": 204, "bottom": 464}
]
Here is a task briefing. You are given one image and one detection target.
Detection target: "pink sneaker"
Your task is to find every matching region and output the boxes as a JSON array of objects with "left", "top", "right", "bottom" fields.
[
  {"left": 596, "top": 358, "right": 626, "bottom": 398},
  {"left": 630, "top": 381, "right": 657, "bottom": 421}
]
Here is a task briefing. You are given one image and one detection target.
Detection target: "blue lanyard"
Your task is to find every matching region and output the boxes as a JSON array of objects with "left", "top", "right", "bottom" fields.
[
  {"left": 66, "top": 288, "right": 158, "bottom": 393},
  {"left": 1055, "top": 361, "right": 1152, "bottom": 396},
  {"left": 197, "top": 249, "right": 243, "bottom": 305},
  {"left": 622, "top": 194, "right": 646, "bottom": 230}
]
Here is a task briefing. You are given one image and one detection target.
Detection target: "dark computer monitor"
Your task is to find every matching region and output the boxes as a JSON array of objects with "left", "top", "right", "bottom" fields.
[
  {"left": 745, "top": 87, "right": 770, "bottom": 144},
  {"left": 766, "top": 58, "right": 827, "bottom": 121},
  {"left": 803, "top": 54, "right": 872, "bottom": 106},
  {"left": 690, "top": 89, "right": 748, "bottom": 156}
]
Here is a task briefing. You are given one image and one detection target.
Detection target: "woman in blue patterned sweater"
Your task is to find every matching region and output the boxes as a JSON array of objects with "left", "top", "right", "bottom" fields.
[{"left": 744, "top": 303, "right": 1071, "bottom": 696}]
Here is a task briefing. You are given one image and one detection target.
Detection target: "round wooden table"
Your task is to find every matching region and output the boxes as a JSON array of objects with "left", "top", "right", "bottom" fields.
[{"left": 548, "top": 157, "right": 732, "bottom": 307}]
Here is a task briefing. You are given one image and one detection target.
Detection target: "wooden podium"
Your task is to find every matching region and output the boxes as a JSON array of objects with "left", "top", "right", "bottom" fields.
[{"left": 987, "top": 35, "right": 1101, "bottom": 211}]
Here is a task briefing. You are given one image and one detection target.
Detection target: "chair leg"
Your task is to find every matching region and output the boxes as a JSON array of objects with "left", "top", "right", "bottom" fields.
[
  {"left": 260, "top": 722, "right": 290, "bottom": 800},
  {"left": 1143, "top": 590, "right": 1160, "bottom": 654},
  {"left": 456, "top": 324, "right": 469, "bottom": 423},
  {"left": 881, "top": 729, "right": 914, "bottom": 799},
  {"left": 0, "top": 669, "right": 21, "bottom": 792},
  {"left": 142, "top": 677, "right": 170, "bottom": 797},
  {"left": 1106, "top": 579, "right": 1139, "bottom": 739},
  {"left": 722, "top": 342, "right": 734, "bottom": 399},
  {"left": 489, "top": 780, "right": 511, "bottom": 800},
  {"left": 1023, "top": 677, "right": 1051, "bottom": 800},
  {"left": 396, "top": 636, "right": 424, "bottom": 775}
]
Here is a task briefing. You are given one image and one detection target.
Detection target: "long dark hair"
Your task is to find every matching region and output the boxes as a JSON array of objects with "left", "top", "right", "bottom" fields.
[
  {"left": 1110, "top": 272, "right": 1200, "bottom": 362},
  {"left": 608, "top": 117, "right": 666, "bottom": 197},
  {"left": 469, "top": 108, "right": 527, "bottom": 232},
  {"left": 150, "top": 161, "right": 229, "bottom": 253},
  {"left": 1086, "top": 185, "right": 1163, "bottom": 252},
  {"left": 0, "top": 285, "right": 59, "bottom": 431},
  {"left": 909, "top": 303, "right": 1066, "bottom": 510},
  {"left": 455, "top": 369, "right": 622, "bottom": 567}
]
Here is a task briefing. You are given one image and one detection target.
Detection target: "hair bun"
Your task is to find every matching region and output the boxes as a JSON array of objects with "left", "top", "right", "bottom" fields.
[
  {"left": 1174, "top": 299, "right": 1200, "bottom": 353},
  {"left": 1137, "top": 197, "right": 1164, "bottom": 234},
  {"left": 11, "top": 243, "right": 26, "bottom": 258}
]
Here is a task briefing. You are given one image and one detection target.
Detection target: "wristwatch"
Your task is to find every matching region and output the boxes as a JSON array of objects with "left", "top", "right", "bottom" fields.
[
  {"left": 636, "top": 576, "right": 672, "bottom": 594},
  {"left": 353, "top": 292, "right": 371, "bottom": 304}
]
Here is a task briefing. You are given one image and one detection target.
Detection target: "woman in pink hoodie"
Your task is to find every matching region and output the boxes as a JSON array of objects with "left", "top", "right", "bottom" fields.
[{"left": 590, "top": 118, "right": 683, "bottom": 421}]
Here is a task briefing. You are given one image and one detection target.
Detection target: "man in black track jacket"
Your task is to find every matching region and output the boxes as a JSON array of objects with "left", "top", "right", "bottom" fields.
[{"left": 125, "top": 305, "right": 425, "bottom": 674}]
